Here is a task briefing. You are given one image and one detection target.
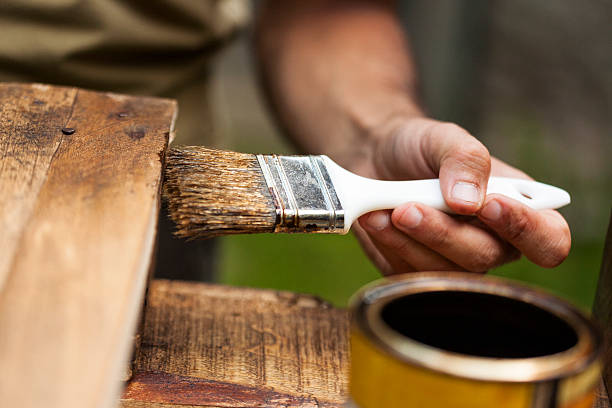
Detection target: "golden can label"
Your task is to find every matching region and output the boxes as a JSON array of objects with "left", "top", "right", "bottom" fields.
[{"left": 349, "top": 273, "right": 602, "bottom": 408}]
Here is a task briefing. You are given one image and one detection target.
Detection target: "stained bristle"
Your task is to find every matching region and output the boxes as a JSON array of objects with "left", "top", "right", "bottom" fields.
[{"left": 163, "top": 146, "right": 276, "bottom": 240}]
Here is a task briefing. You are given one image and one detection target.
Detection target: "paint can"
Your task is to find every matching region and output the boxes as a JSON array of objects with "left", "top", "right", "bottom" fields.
[{"left": 348, "top": 272, "right": 602, "bottom": 408}]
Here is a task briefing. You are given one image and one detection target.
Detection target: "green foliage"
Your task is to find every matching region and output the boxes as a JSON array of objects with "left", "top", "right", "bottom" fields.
[
  {"left": 492, "top": 241, "right": 604, "bottom": 311},
  {"left": 218, "top": 233, "right": 379, "bottom": 307},
  {"left": 219, "top": 233, "right": 603, "bottom": 309}
]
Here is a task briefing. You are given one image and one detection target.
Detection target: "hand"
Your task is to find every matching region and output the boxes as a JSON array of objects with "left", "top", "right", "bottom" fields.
[
  {"left": 254, "top": 0, "right": 570, "bottom": 273},
  {"left": 353, "top": 117, "right": 571, "bottom": 275}
]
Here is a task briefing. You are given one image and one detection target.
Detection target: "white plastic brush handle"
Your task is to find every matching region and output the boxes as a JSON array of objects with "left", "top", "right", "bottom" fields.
[{"left": 322, "top": 157, "right": 571, "bottom": 233}]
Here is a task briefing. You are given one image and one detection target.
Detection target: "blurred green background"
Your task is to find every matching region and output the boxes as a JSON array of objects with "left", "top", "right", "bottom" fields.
[{"left": 208, "top": 1, "right": 611, "bottom": 310}]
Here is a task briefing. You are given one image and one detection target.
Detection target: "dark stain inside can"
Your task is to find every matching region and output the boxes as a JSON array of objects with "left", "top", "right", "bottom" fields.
[
  {"left": 61, "top": 127, "right": 75, "bottom": 135},
  {"left": 381, "top": 291, "right": 578, "bottom": 358}
]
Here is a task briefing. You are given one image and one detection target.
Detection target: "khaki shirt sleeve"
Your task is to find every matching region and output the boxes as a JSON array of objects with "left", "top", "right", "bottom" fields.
[{"left": 0, "top": 0, "right": 250, "bottom": 145}]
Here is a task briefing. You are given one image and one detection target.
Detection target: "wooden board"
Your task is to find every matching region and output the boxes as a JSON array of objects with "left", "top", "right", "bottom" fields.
[
  {"left": 594, "top": 381, "right": 611, "bottom": 408},
  {"left": 120, "top": 280, "right": 350, "bottom": 407},
  {"left": 0, "top": 83, "right": 176, "bottom": 408},
  {"left": 121, "top": 280, "right": 610, "bottom": 408},
  {"left": 594, "top": 210, "right": 612, "bottom": 404}
]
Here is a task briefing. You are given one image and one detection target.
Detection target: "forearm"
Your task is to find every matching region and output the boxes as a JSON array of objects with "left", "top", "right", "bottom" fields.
[
  {"left": 255, "top": 1, "right": 571, "bottom": 273},
  {"left": 255, "top": 0, "right": 422, "bottom": 170}
]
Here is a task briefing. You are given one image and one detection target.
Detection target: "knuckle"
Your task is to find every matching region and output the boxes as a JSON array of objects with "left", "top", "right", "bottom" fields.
[
  {"left": 422, "top": 120, "right": 444, "bottom": 139},
  {"left": 395, "top": 238, "right": 413, "bottom": 253},
  {"left": 505, "top": 213, "right": 533, "bottom": 242},
  {"left": 426, "top": 223, "right": 450, "bottom": 248},
  {"left": 433, "top": 122, "right": 468, "bottom": 138},
  {"left": 464, "top": 245, "right": 501, "bottom": 273},
  {"left": 433, "top": 122, "right": 491, "bottom": 175},
  {"left": 424, "top": 122, "right": 458, "bottom": 148},
  {"left": 455, "top": 145, "right": 491, "bottom": 176}
]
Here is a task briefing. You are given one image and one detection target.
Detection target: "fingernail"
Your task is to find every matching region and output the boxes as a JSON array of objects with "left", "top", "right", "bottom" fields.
[
  {"left": 452, "top": 182, "right": 481, "bottom": 204},
  {"left": 366, "top": 212, "right": 389, "bottom": 231},
  {"left": 480, "top": 200, "right": 502, "bottom": 221},
  {"left": 398, "top": 205, "right": 423, "bottom": 229}
]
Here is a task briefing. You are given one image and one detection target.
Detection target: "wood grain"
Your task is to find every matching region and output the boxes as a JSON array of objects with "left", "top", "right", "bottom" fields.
[
  {"left": 121, "top": 280, "right": 350, "bottom": 407},
  {"left": 594, "top": 211, "right": 612, "bottom": 402},
  {"left": 0, "top": 84, "right": 76, "bottom": 288},
  {"left": 0, "top": 83, "right": 176, "bottom": 408},
  {"left": 594, "top": 380, "right": 611, "bottom": 408}
]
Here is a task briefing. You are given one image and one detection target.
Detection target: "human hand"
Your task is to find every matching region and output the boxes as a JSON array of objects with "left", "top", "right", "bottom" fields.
[
  {"left": 254, "top": 0, "right": 570, "bottom": 273},
  {"left": 353, "top": 117, "right": 571, "bottom": 275}
]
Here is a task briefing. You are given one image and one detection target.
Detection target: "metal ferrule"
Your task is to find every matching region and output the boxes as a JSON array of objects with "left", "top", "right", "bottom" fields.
[{"left": 256, "top": 154, "right": 345, "bottom": 233}]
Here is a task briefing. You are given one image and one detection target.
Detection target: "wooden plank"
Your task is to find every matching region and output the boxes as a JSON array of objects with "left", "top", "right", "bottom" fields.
[
  {"left": 594, "top": 211, "right": 612, "bottom": 399},
  {"left": 121, "top": 280, "right": 349, "bottom": 407},
  {"left": 121, "top": 402, "right": 213, "bottom": 408},
  {"left": 594, "top": 380, "right": 611, "bottom": 408},
  {"left": 0, "top": 84, "right": 76, "bottom": 288},
  {"left": 0, "top": 83, "right": 177, "bottom": 408}
]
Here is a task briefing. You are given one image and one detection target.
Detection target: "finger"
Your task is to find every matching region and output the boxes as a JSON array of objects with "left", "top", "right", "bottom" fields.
[
  {"left": 392, "top": 203, "right": 521, "bottom": 272},
  {"left": 372, "top": 118, "right": 439, "bottom": 180},
  {"left": 421, "top": 122, "right": 492, "bottom": 214},
  {"left": 351, "top": 221, "right": 395, "bottom": 275},
  {"left": 359, "top": 211, "right": 417, "bottom": 274},
  {"left": 478, "top": 195, "right": 571, "bottom": 267},
  {"left": 372, "top": 119, "right": 491, "bottom": 214},
  {"left": 360, "top": 210, "right": 463, "bottom": 273}
]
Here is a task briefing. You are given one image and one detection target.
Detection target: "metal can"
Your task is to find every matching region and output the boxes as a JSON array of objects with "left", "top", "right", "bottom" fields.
[{"left": 348, "top": 272, "right": 602, "bottom": 408}]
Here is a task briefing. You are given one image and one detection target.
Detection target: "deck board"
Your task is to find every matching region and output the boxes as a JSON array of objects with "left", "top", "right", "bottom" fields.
[{"left": 0, "top": 83, "right": 176, "bottom": 408}]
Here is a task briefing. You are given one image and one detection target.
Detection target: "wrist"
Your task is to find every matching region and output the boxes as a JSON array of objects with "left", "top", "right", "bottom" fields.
[{"left": 330, "top": 96, "right": 424, "bottom": 178}]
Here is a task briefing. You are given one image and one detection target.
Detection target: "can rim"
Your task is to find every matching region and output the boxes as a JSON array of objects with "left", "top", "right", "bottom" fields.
[{"left": 350, "top": 272, "right": 602, "bottom": 383}]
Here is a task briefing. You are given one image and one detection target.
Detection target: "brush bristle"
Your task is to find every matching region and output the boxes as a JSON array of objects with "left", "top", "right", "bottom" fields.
[{"left": 163, "top": 146, "right": 276, "bottom": 240}]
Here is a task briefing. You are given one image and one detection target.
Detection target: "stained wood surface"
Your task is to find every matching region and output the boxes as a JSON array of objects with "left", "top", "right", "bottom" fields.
[
  {"left": 594, "top": 381, "right": 611, "bottom": 408},
  {"left": 0, "top": 83, "right": 176, "bottom": 408},
  {"left": 120, "top": 279, "right": 350, "bottom": 407},
  {"left": 594, "top": 211, "right": 612, "bottom": 399}
]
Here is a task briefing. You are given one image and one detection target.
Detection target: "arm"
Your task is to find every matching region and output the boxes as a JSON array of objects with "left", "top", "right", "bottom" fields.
[{"left": 255, "top": 0, "right": 570, "bottom": 273}]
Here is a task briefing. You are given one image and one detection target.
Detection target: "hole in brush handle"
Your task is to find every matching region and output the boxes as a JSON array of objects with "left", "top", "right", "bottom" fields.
[{"left": 486, "top": 178, "right": 571, "bottom": 210}]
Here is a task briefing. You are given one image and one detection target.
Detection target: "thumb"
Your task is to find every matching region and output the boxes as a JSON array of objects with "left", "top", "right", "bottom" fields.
[
  {"left": 422, "top": 122, "right": 491, "bottom": 214},
  {"left": 372, "top": 118, "right": 491, "bottom": 214}
]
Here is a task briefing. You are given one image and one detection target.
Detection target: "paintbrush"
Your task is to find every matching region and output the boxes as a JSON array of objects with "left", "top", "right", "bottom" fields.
[{"left": 163, "top": 146, "right": 571, "bottom": 240}]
